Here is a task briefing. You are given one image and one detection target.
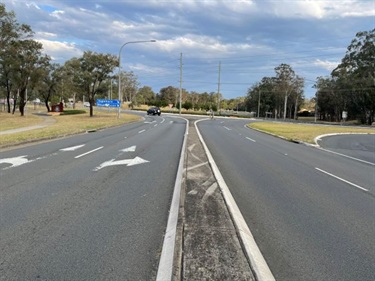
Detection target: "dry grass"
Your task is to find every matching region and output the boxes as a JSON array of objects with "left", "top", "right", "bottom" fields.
[
  {"left": 0, "top": 110, "right": 141, "bottom": 148},
  {"left": 0, "top": 112, "right": 44, "bottom": 130},
  {"left": 249, "top": 122, "right": 375, "bottom": 144}
]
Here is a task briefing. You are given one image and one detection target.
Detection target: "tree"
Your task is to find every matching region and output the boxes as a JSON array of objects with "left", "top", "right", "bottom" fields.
[
  {"left": 36, "top": 63, "right": 61, "bottom": 112},
  {"left": 66, "top": 51, "right": 118, "bottom": 116},
  {"left": 119, "top": 70, "right": 139, "bottom": 103},
  {"left": 274, "top": 63, "right": 297, "bottom": 120},
  {"left": 13, "top": 39, "right": 48, "bottom": 116},
  {"left": 0, "top": 3, "right": 34, "bottom": 114},
  {"left": 159, "top": 86, "right": 178, "bottom": 106},
  {"left": 137, "top": 86, "right": 155, "bottom": 105},
  {"left": 332, "top": 29, "right": 375, "bottom": 124}
]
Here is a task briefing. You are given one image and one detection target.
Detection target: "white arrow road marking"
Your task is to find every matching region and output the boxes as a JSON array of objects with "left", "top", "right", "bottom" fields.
[
  {"left": 0, "top": 155, "right": 30, "bottom": 169},
  {"left": 120, "top": 145, "right": 136, "bottom": 152},
  {"left": 75, "top": 146, "right": 103, "bottom": 159},
  {"left": 60, "top": 144, "right": 85, "bottom": 151},
  {"left": 93, "top": 156, "right": 149, "bottom": 171}
]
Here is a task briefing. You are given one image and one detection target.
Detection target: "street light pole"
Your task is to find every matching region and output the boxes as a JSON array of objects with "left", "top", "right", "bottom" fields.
[{"left": 118, "top": 40, "right": 156, "bottom": 118}]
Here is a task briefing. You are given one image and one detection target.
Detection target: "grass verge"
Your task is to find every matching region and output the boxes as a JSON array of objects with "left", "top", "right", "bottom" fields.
[
  {"left": 1, "top": 112, "right": 44, "bottom": 130},
  {"left": 0, "top": 110, "right": 141, "bottom": 148},
  {"left": 249, "top": 122, "right": 375, "bottom": 144}
]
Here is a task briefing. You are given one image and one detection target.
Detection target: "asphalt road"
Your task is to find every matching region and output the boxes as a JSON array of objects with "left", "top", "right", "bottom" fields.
[
  {"left": 317, "top": 133, "right": 375, "bottom": 164},
  {"left": 0, "top": 115, "right": 186, "bottom": 281},
  {"left": 197, "top": 118, "right": 375, "bottom": 281}
]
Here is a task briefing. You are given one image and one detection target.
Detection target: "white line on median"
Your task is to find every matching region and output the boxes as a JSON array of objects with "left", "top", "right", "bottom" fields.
[
  {"left": 75, "top": 146, "right": 103, "bottom": 159},
  {"left": 315, "top": 167, "right": 368, "bottom": 192}
]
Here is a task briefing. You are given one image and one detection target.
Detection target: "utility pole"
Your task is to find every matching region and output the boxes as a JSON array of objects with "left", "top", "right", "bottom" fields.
[
  {"left": 179, "top": 53, "right": 182, "bottom": 115},
  {"left": 217, "top": 61, "right": 221, "bottom": 115},
  {"left": 257, "top": 91, "right": 261, "bottom": 118}
]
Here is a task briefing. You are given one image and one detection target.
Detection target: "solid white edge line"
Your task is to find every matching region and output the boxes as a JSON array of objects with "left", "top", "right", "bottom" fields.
[
  {"left": 156, "top": 117, "right": 189, "bottom": 281},
  {"left": 74, "top": 146, "right": 103, "bottom": 159},
  {"left": 195, "top": 119, "right": 275, "bottom": 281},
  {"left": 315, "top": 167, "right": 369, "bottom": 192}
]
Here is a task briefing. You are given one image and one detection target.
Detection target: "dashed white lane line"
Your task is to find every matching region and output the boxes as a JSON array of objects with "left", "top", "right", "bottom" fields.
[
  {"left": 224, "top": 126, "right": 231, "bottom": 131},
  {"left": 75, "top": 146, "right": 104, "bottom": 159},
  {"left": 315, "top": 167, "right": 368, "bottom": 192},
  {"left": 138, "top": 129, "right": 146, "bottom": 134},
  {"left": 246, "top": 137, "right": 256, "bottom": 142},
  {"left": 60, "top": 144, "right": 85, "bottom": 151}
]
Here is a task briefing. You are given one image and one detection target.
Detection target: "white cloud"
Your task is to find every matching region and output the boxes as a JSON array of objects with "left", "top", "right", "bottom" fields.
[
  {"left": 257, "top": 0, "right": 375, "bottom": 19},
  {"left": 157, "top": 34, "right": 265, "bottom": 57},
  {"left": 37, "top": 39, "right": 82, "bottom": 61},
  {"left": 314, "top": 59, "right": 339, "bottom": 71},
  {"left": 36, "top": 31, "right": 57, "bottom": 38},
  {"left": 128, "top": 63, "right": 170, "bottom": 75}
]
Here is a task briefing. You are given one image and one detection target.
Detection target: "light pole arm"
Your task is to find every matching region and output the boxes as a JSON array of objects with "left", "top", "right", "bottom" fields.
[{"left": 117, "top": 40, "right": 156, "bottom": 118}]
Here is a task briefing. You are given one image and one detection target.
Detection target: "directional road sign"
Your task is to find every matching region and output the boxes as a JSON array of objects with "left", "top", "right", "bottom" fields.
[{"left": 96, "top": 99, "right": 120, "bottom": 108}]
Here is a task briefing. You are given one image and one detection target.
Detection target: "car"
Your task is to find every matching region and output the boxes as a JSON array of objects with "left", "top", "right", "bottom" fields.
[
  {"left": 83, "top": 102, "right": 90, "bottom": 107},
  {"left": 147, "top": 107, "right": 161, "bottom": 116}
]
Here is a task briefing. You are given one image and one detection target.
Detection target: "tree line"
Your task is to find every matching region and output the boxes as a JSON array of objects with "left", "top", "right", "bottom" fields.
[
  {"left": 245, "top": 29, "right": 375, "bottom": 124},
  {"left": 1, "top": 3, "right": 374, "bottom": 123},
  {"left": 0, "top": 4, "right": 244, "bottom": 117}
]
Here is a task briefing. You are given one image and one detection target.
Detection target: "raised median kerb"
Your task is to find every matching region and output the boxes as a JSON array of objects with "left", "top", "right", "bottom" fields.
[{"left": 170, "top": 119, "right": 259, "bottom": 281}]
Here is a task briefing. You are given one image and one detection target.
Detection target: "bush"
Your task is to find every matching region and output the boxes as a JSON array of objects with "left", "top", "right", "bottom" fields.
[{"left": 60, "top": 110, "right": 86, "bottom": 115}]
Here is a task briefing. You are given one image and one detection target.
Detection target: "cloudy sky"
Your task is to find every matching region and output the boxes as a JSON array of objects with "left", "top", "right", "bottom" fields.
[{"left": 3, "top": 0, "right": 375, "bottom": 99}]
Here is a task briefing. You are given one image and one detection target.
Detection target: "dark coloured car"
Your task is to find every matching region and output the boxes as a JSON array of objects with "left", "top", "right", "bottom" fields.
[{"left": 147, "top": 107, "right": 161, "bottom": 116}]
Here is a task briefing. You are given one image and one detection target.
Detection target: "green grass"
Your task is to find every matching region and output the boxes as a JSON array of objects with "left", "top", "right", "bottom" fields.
[{"left": 249, "top": 122, "right": 375, "bottom": 144}]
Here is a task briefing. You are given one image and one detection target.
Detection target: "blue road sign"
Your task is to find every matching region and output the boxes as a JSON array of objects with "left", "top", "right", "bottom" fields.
[{"left": 96, "top": 99, "right": 120, "bottom": 108}]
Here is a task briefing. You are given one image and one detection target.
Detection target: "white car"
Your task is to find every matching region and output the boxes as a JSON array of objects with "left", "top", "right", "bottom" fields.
[{"left": 83, "top": 102, "right": 90, "bottom": 107}]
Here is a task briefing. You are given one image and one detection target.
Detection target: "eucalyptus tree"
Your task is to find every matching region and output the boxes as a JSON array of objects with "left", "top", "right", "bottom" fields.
[
  {"left": 66, "top": 51, "right": 118, "bottom": 117},
  {"left": 332, "top": 29, "right": 375, "bottom": 124},
  {"left": 159, "top": 86, "right": 178, "bottom": 106},
  {"left": 245, "top": 76, "right": 277, "bottom": 117},
  {"left": 274, "top": 63, "right": 297, "bottom": 120},
  {"left": 314, "top": 76, "right": 345, "bottom": 121},
  {"left": 0, "top": 3, "right": 34, "bottom": 114},
  {"left": 291, "top": 76, "right": 305, "bottom": 120},
  {"left": 137, "top": 86, "right": 155, "bottom": 105},
  {"left": 12, "top": 39, "right": 48, "bottom": 116},
  {"left": 120, "top": 70, "right": 139, "bottom": 103},
  {"left": 35, "top": 63, "right": 61, "bottom": 112}
]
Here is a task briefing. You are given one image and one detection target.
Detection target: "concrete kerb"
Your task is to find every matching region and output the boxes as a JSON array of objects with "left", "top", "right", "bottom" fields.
[
  {"left": 156, "top": 116, "right": 189, "bottom": 281},
  {"left": 195, "top": 119, "right": 276, "bottom": 281}
]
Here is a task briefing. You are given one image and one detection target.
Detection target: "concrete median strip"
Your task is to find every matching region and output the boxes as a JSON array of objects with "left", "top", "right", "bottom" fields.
[{"left": 195, "top": 119, "right": 275, "bottom": 281}]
